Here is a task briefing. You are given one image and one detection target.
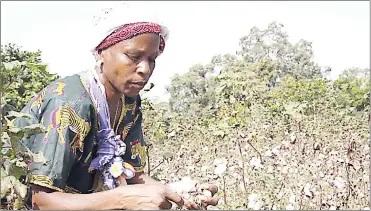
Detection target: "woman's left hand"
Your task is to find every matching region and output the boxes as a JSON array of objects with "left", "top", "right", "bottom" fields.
[{"left": 183, "top": 183, "right": 219, "bottom": 210}]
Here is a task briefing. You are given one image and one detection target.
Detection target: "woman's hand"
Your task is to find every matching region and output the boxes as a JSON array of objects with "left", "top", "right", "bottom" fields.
[
  {"left": 116, "top": 184, "right": 184, "bottom": 210},
  {"left": 183, "top": 183, "right": 219, "bottom": 210}
]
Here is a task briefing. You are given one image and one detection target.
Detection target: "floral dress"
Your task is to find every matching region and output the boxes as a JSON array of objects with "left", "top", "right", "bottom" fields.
[{"left": 14, "top": 70, "right": 147, "bottom": 207}]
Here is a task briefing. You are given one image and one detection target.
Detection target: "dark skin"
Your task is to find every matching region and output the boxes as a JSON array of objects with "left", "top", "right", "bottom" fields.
[
  {"left": 97, "top": 33, "right": 159, "bottom": 127},
  {"left": 31, "top": 33, "right": 219, "bottom": 210}
]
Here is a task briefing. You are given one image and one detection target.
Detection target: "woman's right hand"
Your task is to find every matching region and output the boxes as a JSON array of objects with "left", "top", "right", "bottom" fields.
[{"left": 116, "top": 184, "right": 184, "bottom": 210}]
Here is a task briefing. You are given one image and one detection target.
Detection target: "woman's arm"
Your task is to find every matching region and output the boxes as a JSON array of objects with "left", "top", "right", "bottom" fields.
[
  {"left": 31, "top": 183, "right": 184, "bottom": 210},
  {"left": 31, "top": 185, "right": 126, "bottom": 210}
]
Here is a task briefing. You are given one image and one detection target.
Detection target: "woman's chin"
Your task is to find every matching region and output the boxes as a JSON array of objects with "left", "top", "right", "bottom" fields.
[{"left": 122, "top": 89, "right": 140, "bottom": 98}]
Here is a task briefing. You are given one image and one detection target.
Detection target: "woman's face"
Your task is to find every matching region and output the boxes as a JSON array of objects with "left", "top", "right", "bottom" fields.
[{"left": 99, "top": 33, "right": 161, "bottom": 97}]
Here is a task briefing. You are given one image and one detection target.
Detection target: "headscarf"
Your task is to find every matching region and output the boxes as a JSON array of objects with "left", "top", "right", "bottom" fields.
[
  {"left": 95, "top": 22, "right": 166, "bottom": 53},
  {"left": 91, "top": 2, "right": 169, "bottom": 58},
  {"left": 84, "top": 2, "right": 169, "bottom": 190}
]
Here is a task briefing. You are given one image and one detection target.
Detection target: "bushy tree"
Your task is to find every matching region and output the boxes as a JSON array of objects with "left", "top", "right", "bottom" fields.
[
  {"left": 1, "top": 44, "right": 59, "bottom": 112},
  {"left": 1, "top": 44, "right": 58, "bottom": 210}
]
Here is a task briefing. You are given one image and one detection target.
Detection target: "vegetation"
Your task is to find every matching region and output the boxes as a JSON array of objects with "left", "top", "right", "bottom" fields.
[
  {"left": 142, "top": 22, "right": 370, "bottom": 210},
  {"left": 1, "top": 44, "right": 58, "bottom": 209},
  {"left": 1, "top": 22, "right": 369, "bottom": 210}
]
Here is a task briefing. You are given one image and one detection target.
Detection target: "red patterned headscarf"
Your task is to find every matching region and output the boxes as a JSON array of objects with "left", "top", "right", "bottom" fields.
[{"left": 95, "top": 22, "right": 166, "bottom": 53}]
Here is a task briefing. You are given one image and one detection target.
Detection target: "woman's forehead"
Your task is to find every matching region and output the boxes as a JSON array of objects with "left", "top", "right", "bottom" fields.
[{"left": 115, "top": 33, "right": 161, "bottom": 54}]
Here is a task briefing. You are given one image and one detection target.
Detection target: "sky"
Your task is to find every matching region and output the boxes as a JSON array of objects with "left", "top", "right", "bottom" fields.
[{"left": 1, "top": 1, "right": 370, "bottom": 101}]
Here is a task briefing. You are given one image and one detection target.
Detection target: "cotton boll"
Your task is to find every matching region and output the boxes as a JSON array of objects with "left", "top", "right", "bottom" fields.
[
  {"left": 214, "top": 163, "right": 227, "bottom": 176},
  {"left": 247, "top": 193, "right": 260, "bottom": 209},
  {"left": 250, "top": 157, "right": 263, "bottom": 169},
  {"left": 286, "top": 204, "right": 295, "bottom": 210}
]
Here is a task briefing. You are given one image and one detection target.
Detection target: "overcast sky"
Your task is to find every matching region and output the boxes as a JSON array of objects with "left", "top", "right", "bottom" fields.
[{"left": 1, "top": 1, "right": 369, "bottom": 100}]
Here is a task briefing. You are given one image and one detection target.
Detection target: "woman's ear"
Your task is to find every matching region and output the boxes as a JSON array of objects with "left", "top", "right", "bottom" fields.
[
  {"left": 94, "top": 50, "right": 105, "bottom": 72},
  {"left": 98, "top": 50, "right": 104, "bottom": 64}
]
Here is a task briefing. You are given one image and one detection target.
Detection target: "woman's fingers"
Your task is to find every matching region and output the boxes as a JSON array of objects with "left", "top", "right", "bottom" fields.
[
  {"left": 199, "top": 183, "right": 218, "bottom": 196},
  {"left": 201, "top": 195, "right": 219, "bottom": 206},
  {"left": 184, "top": 201, "right": 202, "bottom": 210},
  {"left": 159, "top": 199, "right": 173, "bottom": 210},
  {"left": 164, "top": 187, "right": 184, "bottom": 208}
]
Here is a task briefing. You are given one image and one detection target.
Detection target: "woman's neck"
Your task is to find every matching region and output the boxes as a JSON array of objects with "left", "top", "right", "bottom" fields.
[{"left": 95, "top": 68, "right": 122, "bottom": 106}]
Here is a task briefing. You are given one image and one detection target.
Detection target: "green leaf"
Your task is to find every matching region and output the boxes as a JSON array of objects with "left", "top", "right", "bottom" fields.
[
  {"left": 25, "top": 62, "right": 51, "bottom": 77},
  {"left": 229, "top": 95, "right": 236, "bottom": 104},
  {"left": 150, "top": 172, "right": 162, "bottom": 181},
  {"left": 10, "top": 166, "right": 27, "bottom": 180},
  {"left": 1, "top": 104, "right": 17, "bottom": 117},
  {"left": 162, "top": 151, "right": 174, "bottom": 161},
  {"left": 8, "top": 127, "right": 22, "bottom": 135},
  {"left": 7, "top": 111, "right": 33, "bottom": 120},
  {"left": 212, "top": 130, "right": 225, "bottom": 138},
  {"left": 14, "top": 180, "right": 28, "bottom": 199},
  {"left": 32, "top": 151, "right": 48, "bottom": 164},
  {"left": 1, "top": 176, "right": 15, "bottom": 199},
  {"left": 23, "top": 124, "right": 46, "bottom": 137},
  {"left": 1, "top": 166, "right": 8, "bottom": 179},
  {"left": 2, "top": 61, "right": 21, "bottom": 71},
  {"left": 2, "top": 62, "right": 14, "bottom": 71}
]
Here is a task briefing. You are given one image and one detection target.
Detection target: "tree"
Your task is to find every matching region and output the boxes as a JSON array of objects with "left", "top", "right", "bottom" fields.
[
  {"left": 237, "top": 22, "right": 322, "bottom": 83},
  {"left": 333, "top": 67, "right": 370, "bottom": 111},
  {"left": 1, "top": 43, "right": 55, "bottom": 210},
  {"left": 166, "top": 63, "right": 217, "bottom": 112},
  {"left": 1, "top": 43, "right": 59, "bottom": 112}
]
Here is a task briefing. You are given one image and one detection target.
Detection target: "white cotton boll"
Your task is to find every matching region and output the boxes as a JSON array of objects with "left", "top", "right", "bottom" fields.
[
  {"left": 247, "top": 200, "right": 255, "bottom": 209},
  {"left": 281, "top": 140, "right": 290, "bottom": 148},
  {"left": 289, "top": 134, "right": 296, "bottom": 143},
  {"left": 214, "top": 163, "right": 227, "bottom": 176},
  {"left": 272, "top": 146, "right": 280, "bottom": 156},
  {"left": 180, "top": 177, "right": 198, "bottom": 193},
  {"left": 247, "top": 193, "right": 260, "bottom": 209},
  {"left": 303, "top": 183, "right": 313, "bottom": 198},
  {"left": 168, "top": 131, "right": 176, "bottom": 138},
  {"left": 249, "top": 157, "right": 263, "bottom": 169},
  {"left": 202, "top": 190, "right": 212, "bottom": 197},
  {"left": 167, "top": 181, "right": 183, "bottom": 193},
  {"left": 201, "top": 166, "right": 208, "bottom": 173},
  {"left": 333, "top": 177, "right": 346, "bottom": 191},
  {"left": 265, "top": 150, "right": 273, "bottom": 157},
  {"left": 188, "top": 165, "right": 195, "bottom": 171},
  {"left": 253, "top": 200, "right": 264, "bottom": 210},
  {"left": 213, "top": 158, "right": 227, "bottom": 166},
  {"left": 289, "top": 195, "right": 296, "bottom": 204},
  {"left": 167, "top": 176, "right": 198, "bottom": 194},
  {"left": 232, "top": 172, "right": 240, "bottom": 179},
  {"left": 277, "top": 191, "right": 284, "bottom": 200},
  {"left": 286, "top": 204, "right": 295, "bottom": 210},
  {"left": 248, "top": 193, "right": 259, "bottom": 202},
  {"left": 336, "top": 158, "right": 344, "bottom": 163},
  {"left": 267, "top": 166, "right": 274, "bottom": 174}
]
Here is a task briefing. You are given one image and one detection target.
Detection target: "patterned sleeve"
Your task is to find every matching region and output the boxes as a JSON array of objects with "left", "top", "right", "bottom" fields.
[
  {"left": 15, "top": 88, "right": 92, "bottom": 192},
  {"left": 122, "top": 96, "right": 147, "bottom": 172}
]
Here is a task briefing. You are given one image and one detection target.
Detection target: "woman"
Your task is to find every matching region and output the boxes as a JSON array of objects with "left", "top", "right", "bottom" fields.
[{"left": 15, "top": 4, "right": 218, "bottom": 210}]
